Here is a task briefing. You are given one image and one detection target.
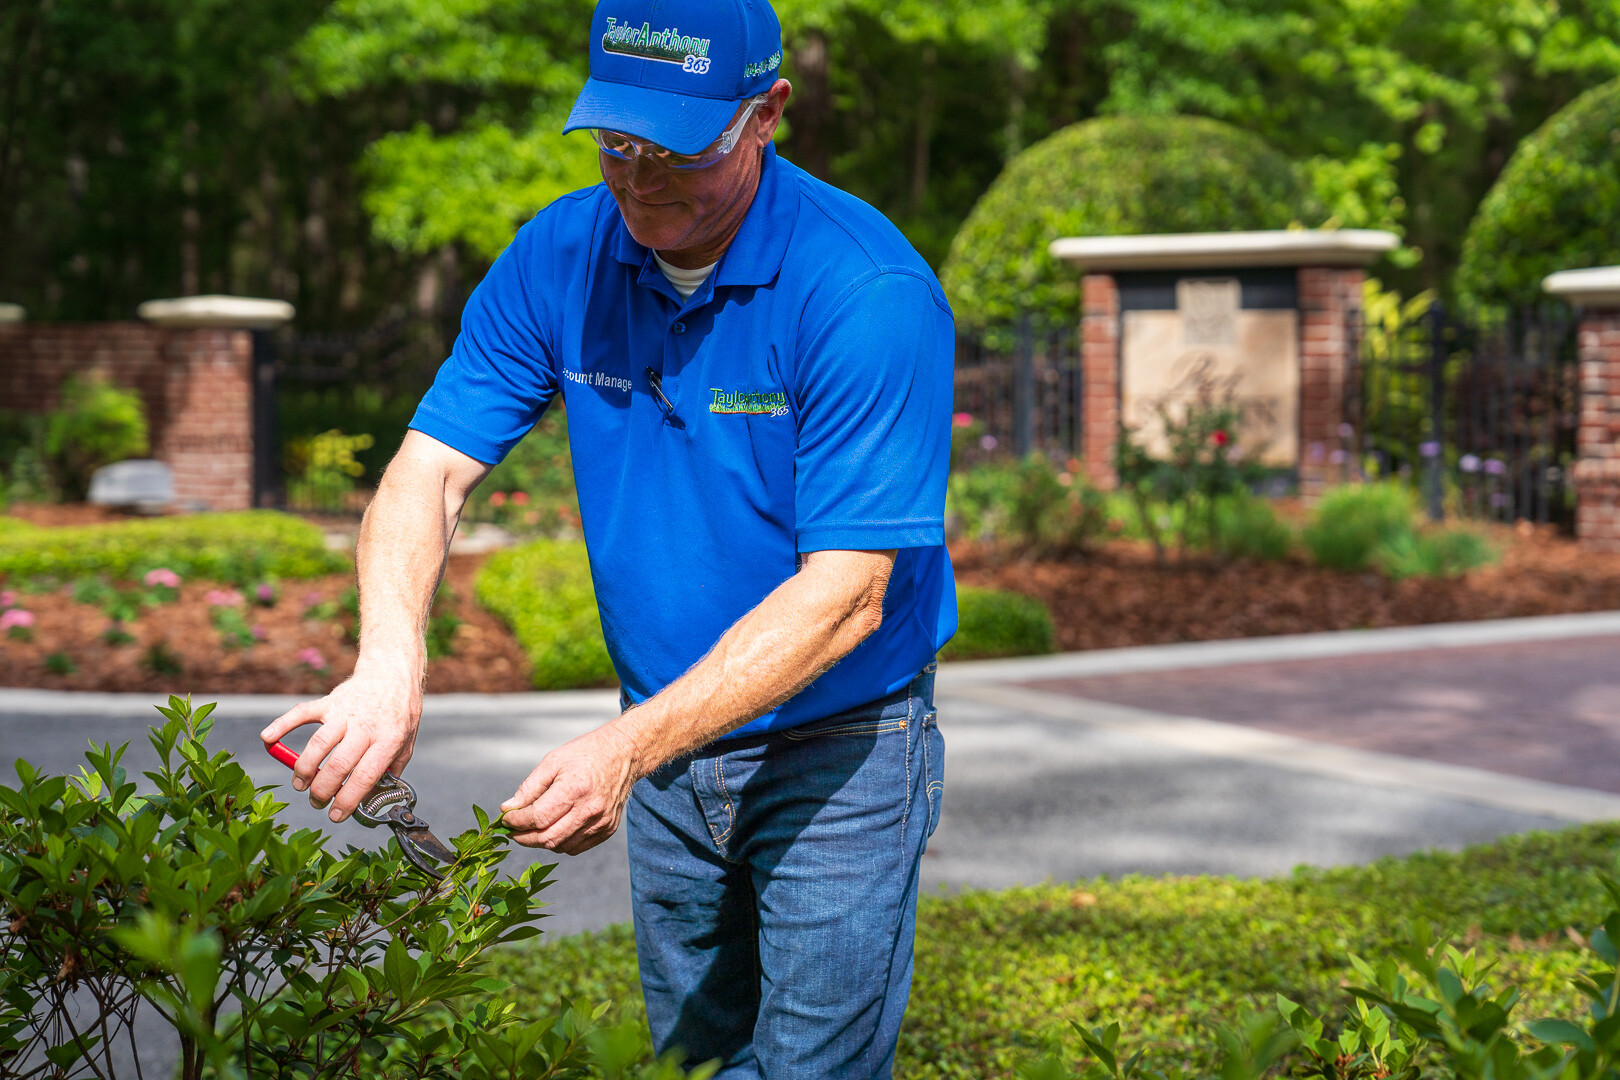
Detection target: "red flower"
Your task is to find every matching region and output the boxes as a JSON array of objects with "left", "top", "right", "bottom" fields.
[{"left": 1212, "top": 429, "right": 1230, "bottom": 447}]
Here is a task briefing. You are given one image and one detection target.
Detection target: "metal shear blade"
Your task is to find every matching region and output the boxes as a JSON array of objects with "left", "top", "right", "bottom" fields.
[{"left": 352, "top": 773, "right": 455, "bottom": 880}]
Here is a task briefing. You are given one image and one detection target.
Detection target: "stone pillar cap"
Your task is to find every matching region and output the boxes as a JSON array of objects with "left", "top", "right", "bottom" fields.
[
  {"left": 1543, "top": 266, "right": 1620, "bottom": 308},
  {"left": 0, "top": 302, "right": 24, "bottom": 323},
  {"left": 137, "top": 294, "right": 295, "bottom": 329},
  {"left": 1049, "top": 229, "right": 1400, "bottom": 272}
]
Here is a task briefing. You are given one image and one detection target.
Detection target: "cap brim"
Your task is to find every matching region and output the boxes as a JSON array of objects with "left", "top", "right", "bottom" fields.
[{"left": 564, "top": 77, "right": 740, "bottom": 156}]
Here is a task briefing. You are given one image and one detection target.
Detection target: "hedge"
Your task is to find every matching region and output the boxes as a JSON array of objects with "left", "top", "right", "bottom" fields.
[
  {"left": 1457, "top": 78, "right": 1620, "bottom": 311},
  {"left": 942, "top": 115, "right": 1319, "bottom": 330},
  {"left": 941, "top": 585, "right": 1055, "bottom": 660},
  {"left": 0, "top": 511, "right": 349, "bottom": 582},
  {"left": 488, "top": 822, "right": 1619, "bottom": 1078},
  {"left": 474, "top": 538, "right": 618, "bottom": 690}
]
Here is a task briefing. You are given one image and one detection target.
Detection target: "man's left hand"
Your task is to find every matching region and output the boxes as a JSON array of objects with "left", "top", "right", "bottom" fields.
[{"left": 500, "top": 722, "right": 641, "bottom": 855}]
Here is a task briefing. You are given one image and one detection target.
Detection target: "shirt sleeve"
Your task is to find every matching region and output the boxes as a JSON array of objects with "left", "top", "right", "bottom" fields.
[
  {"left": 408, "top": 220, "right": 561, "bottom": 464},
  {"left": 793, "top": 270, "right": 954, "bottom": 552}
]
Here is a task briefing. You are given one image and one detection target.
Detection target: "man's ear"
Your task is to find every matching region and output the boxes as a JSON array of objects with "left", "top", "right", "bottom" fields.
[{"left": 755, "top": 78, "right": 792, "bottom": 147}]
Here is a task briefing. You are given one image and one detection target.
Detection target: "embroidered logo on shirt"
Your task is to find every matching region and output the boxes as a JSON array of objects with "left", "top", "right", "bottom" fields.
[
  {"left": 602, "top": 18, "right": 712, "bottom": 72},
  {"left": 710, "top": 388, "right": 788, "bottom": 416}
]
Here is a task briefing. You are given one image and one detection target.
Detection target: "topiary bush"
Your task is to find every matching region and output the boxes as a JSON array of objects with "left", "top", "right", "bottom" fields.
[
  {"left": 940, "top": 586, "right": 1056, "bottom": 661},
  {"left": 942, "top": 115, "right": 1321, "bottom": 330},
  {"left": 475, "top": 539, "right": 617, "bottom": 690},
  {"left": 1457, "top": 78, "right": 1620, "bottom": 312},
  {"left": 0, "top": 511, "right": 348, "bottom": 583}
]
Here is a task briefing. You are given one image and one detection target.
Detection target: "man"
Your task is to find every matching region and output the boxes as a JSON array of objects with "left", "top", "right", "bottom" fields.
[{"left": 261, "top": 0, "right": 956, "bottom": 1074}]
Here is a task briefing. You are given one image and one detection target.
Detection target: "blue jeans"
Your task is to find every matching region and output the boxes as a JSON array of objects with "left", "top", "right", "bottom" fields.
[{"left": 625, "top": 665, "right": 944, "bottom": 1079}]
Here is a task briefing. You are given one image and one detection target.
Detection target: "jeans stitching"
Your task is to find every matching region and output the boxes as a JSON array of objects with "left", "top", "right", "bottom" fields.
[
  {"left": 713, "top": 754, "right": 735, "bottom": 851},
  {"left": 781, "top": 718, "right": 907, "bottom": 741},
  {"left": 902, "top": 683, "right": 916, "bottom": 834}
]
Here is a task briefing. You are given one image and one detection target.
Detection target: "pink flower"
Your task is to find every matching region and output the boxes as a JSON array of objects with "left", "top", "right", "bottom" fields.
[
  {"left": 303, "top": 591, "right": 323, "bottom": 606},
  {"left": 296, "top": 647, "right": 327, "bottom": 669},
  {"left": 143, "top": 568, "right": 181, "bottom": 589},
  {"left": 256, "top": 584, "right": 276, "bottom": 603},
  {"left": 0, "top": 609, "right": 35, "bottom": 631},
  {"left": 952, "top": 412, "right": 973, "bottom": 428},
  {"left": 512, "top": 491, "right": 530, "bottom": 506},
  {"left": 251, "top": 624, "right": 267, "bottom": 641},
  {"left": 205, "top": 589, "right": 244, "bottom": 608},
  {"left": 489, "top": 491, "right": 508, "bottom": 507},
  {"left": 0, "top": 590, "right": 15, "bottom": 610}
]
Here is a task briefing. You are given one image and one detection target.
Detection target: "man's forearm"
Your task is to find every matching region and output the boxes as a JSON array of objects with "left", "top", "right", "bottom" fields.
[
  {"left": 611, "top": 549, "right": 895, "bottom": 772},
  {"left": 352, "top": 443, "right": 465, "bottom": 683}
]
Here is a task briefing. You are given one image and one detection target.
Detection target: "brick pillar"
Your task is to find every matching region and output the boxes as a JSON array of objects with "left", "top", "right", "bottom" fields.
[
  {"left": 1573, "top": 310, "right": 1620, "bottom": 551},
  {"left": 159, "top": 329, "right": 255, "bottom": 511},
  {"left": 1081, "top": 273, "right": 1120, "bottom": 489},
  {"left": 1297, "top": 267, "right": 1364, "bottom": 503}
]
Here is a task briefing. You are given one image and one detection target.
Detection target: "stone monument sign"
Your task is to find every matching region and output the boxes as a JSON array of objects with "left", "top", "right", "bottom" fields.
[{"left": 1050, "top": 230, "right": 1399, "bottom": 498}]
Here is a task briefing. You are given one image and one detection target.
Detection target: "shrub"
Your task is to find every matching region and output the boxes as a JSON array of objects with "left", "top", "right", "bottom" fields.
[
  {"left": 942, "top": 115, "right": 1320, "bottom": 330},
  {"left": 1302, "top": 483, "right": 1417, "bottom": 571},
  {"left": 0, "top": 510, "right": 348, "bottom": 583},
  {"left": 0, "top": 696, "right": 699, "bottom": 1079},
  {"left": 496, "top": 823, "right": 1620, "bottom": 1079},
  {"left": 476, "top": 539, "right": 616, "bottom": 690},
  {"left": 1373, "top": 526, "right": 1497, "bottom": 580},
  {"left": 1215, "top": 495, "right": 1295, "bottom": 562},
  {"left": 947, "top": 455, "right": 1107, "bottom": 553},
  {"left": 0, "top": 411, "right": 57, "bottom": 505},
  {"left": 1457, "top": 78, "right": 1620, "bottom": 312},
  {"left": 286, "top": 429, "right": 375, "bottom": 512},
  {"left": 941, "top": 586, "right": 1056, "bottom": 660},
  {"left": 43, "top": 374, "right": 151, "bottom": 499}
]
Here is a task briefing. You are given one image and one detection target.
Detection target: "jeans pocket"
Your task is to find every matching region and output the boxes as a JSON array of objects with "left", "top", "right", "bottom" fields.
[
  {"left": 781, "top": 716, "right": 908, "bottom": 741},
  {"left": 922, "top": 709, "right": 944, "bottom": 840}
]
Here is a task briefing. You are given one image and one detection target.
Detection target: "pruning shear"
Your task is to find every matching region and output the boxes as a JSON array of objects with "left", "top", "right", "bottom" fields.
[{"left": 266, "top": 740, "right": 456, "bottom": 881}]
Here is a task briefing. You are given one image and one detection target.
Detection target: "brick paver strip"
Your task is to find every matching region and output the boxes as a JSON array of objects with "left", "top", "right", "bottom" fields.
[{"left": 1026, "top": 634, "right": 1620, "bottom": 794}]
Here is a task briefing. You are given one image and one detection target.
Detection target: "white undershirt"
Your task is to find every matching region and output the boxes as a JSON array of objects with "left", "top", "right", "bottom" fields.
[{"left": 654, "top": 252, "right": 718, "bottom": 301}]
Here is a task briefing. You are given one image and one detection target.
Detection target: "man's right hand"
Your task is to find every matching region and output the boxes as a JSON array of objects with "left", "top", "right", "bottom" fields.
[{"left": 260, "top": 669, "right": 422, "bottom": 823}]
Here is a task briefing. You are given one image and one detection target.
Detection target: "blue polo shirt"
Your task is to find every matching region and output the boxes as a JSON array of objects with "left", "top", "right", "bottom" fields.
[{"left": 410, "top": 144, "right": 957, "bottom": 736}]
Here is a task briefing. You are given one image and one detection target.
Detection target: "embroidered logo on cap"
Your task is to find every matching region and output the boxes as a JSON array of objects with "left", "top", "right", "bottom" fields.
[{"left": 603, "top": 17, "right": 713, "bottom": 72}]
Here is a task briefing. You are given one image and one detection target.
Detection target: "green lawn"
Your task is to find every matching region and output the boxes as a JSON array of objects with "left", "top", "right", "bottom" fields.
[{"left": 486, "top": 823, "right": 1620, "bottom": 1078}]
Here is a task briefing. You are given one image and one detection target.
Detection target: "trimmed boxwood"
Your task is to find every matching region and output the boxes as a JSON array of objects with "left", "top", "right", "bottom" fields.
[
  {"left": 0, "top": 511, "right": 348, "bottom": 582},
  {"left": 474, "top": 538, "right": 617, "bottom": 690},
  {"left": 1457, "top": 78, "right": 1620, "bottom": 311},
  {"left": 942, "top": 115, "right": 1320, "bottom": 330},
  {"left": 941, "top": 585, "right": 1055, "bottom": 660}
]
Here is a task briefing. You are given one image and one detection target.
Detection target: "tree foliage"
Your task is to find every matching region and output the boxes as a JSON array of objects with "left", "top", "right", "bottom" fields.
[
  {"left": 1455, "top": 78, "right": 1620, "bottom": 312},
  {"left": 942, "top": 115, "right": 1318, "bottom": 328}
]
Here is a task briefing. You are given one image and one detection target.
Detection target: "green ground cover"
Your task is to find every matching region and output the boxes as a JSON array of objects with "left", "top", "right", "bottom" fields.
[
  {"left": 487, "top": 823, "right": 1620, "bottom": 1078},
  {"left": 0, "top": 511, "right": 348, "bottom": 583}
]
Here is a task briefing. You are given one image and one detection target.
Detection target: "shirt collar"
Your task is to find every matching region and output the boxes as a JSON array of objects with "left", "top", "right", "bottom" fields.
[{"left": 608, "top": 143, "right": 796, "bottom": 291}]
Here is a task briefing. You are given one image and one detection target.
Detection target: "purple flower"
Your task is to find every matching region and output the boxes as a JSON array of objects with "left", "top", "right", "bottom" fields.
[
  {"left": 143, "top": 568, "right": 181, "bottom": 589},
  {"left": 1483, "top": 458, "right": 1507, "bottom": 476},
  {"left": 297, "top": 647, "right": 327, "bottom": 670},
  {"left": 251, "top": 624, "right": 267, "bottom": 642},
  {"left": 1459, "top": 454, "right": 1481, "bottom": 473},
  {"left": 1491, "top": 492, "right": 1508, "bottom": 508},
  {"left": 256, "top": 583, "right": 277, "bottom": 604},
  {"left": 1419, "top": 441, "right": 1441, "bottom": 458},
  {"left": 1308, "top": 442, "right": 1325, "bottom": 462},
  {"left": 1338, "top": 423, "right": 1355, "bottom": 439},
  {"left": 0, "top": 609, "right": 35, "bottom": 632},
  {"left": 980, "top": 435, "right": 999, "bottom": 451},
  {"left": 1329, "top": 449, "right": 1347, "bottom": 465}
]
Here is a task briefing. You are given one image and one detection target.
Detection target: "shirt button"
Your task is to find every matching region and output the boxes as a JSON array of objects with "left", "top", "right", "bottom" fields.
[{"left": 673, "top": 321, "right": 686, "bottom": 335}]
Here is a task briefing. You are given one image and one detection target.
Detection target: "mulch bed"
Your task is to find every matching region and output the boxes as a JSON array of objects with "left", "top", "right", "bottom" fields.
[
  {"left": 0, "top": 555, "right": 532, "bottom": 694},
  {"left": 7, "top": 517, "right": 1620, "bottom": 694},
  {"left": 949, "top": 523, "right": 1620, "bottom": 653}
]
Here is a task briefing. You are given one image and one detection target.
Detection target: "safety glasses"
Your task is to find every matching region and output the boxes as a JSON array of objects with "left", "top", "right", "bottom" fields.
[{"left": 591, "top": 95, "right": 769, "bottom": 171}]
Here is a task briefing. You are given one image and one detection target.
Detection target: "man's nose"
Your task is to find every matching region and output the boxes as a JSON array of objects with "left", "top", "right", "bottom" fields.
[{"left": 625, "top": 154, "right": 666, "bottom": 195}]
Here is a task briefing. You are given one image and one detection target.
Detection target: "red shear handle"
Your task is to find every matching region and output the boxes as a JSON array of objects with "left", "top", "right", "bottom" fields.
[{"left": 267, "top": 740, "right": 299, "bottom": 770}]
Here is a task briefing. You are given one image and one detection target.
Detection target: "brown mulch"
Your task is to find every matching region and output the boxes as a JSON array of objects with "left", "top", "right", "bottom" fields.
[
  {"left": 949, "top": 523, "right": 1620, "bottom": 653},
  {"left": 5, "top": 503, "right": 149, "bottom": 527},
  {"left": 0, "top": 554, "right": 532, "bottom": 694}
]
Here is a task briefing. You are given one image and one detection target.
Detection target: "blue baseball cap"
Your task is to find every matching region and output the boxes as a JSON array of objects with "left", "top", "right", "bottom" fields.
[{"left": 563, "top": 0, "right": 783, "bottom": 156}]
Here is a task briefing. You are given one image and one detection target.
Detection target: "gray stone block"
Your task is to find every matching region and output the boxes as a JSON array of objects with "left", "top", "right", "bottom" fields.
[{"left": 87, "top": 459, "right": 175, "bottom": 511}]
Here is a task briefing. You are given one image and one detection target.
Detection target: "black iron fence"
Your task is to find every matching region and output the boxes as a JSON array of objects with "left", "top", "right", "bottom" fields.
[
  {"left": 1346, "top": 303, "right": 1580, "bottom": 527},
  {"left": 952, "top": 317, "right": 1084, "bottom": 463}
]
